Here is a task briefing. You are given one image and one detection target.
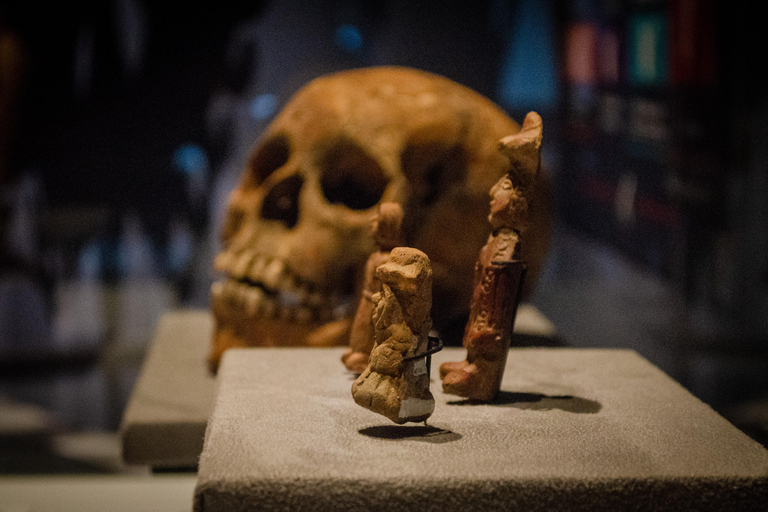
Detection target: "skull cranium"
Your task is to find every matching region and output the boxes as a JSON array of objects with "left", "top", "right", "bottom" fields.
[{"left": 208, "top": 66, "right": 550, "bottom": 371}]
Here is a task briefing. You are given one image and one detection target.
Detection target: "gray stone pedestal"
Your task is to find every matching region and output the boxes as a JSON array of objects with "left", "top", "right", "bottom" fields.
[
  {"left": 194, "top": 347, "right": 768, "bottom": 511},
  {"left": 119, "top": 306, "right": 555, "bottom": 470},
  {"left": 120, "top": 310, "right": 216, "bottom": 469}
]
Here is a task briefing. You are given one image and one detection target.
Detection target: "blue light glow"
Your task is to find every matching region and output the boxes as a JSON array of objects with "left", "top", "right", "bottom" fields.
[
  {"left": 173, "top": 143, "right": 209, "bottom": 177},
  {"left": 497, "top": 0, "right": 558, "bottom": 110},
  {"left": 335, "top": 24, "right": 363, "bottom": 54},
  {"left": 250, "top": 93, "right": 278, "bottom": 121}
]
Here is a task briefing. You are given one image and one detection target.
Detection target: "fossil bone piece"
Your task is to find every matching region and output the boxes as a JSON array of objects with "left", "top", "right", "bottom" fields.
[
  {"left": 440, "top": 112, "right": 542, "bottom": 401},
  {"left": 342, "top": 202, "right": 404, "bottom": 374},
  {"left": 208, "top": 66, "right": 551, "bottom": 372},
  {"left": 351, "top": 247, "right": 434, "bottom": 424}
]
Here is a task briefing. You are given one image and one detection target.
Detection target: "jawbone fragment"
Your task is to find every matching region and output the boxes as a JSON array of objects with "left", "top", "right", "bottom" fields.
[{"left": 208, "top": 249, "right": 354, "bottom": 372}]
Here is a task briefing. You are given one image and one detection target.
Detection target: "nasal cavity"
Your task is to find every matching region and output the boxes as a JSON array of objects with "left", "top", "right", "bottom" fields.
[{"left": 260, "top": 175, "right": 303, "bottom": 229}]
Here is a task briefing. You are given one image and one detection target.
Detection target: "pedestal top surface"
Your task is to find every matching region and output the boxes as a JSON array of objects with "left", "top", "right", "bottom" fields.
[
  {"left": 120, "top": 306, "right": 555, "bottom": 469},
  {"left": 195, "top": 347, "right": 768, "bottom": 511}
]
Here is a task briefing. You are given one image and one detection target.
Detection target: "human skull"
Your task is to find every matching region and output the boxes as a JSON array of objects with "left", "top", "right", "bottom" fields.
[{"left": 208, "top": 66, "right": 550, "bottom": 371}]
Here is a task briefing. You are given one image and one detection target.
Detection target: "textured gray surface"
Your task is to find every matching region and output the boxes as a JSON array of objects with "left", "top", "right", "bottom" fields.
[
  {"left": 0, "top": 475, "right": 197, "bottom": 511},
  {"left": 120, "top": 310, "right": 216, "bottom": 469},
  {"left": 195, "top": 347, "right": 768, "bottom": 511},
  {"left": 117, "top": 306, "right": 554, "bottom": 470}
]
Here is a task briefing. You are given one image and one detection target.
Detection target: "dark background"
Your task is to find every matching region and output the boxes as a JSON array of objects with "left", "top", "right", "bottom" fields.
[{"left": 0, "top": 0, "right": 766, "bottom": 472}]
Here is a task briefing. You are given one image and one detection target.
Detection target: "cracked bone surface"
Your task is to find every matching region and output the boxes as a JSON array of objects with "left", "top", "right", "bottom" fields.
[
  {"left": 351, "top": 247, "right": 435, "bottom": 424},
  {"left": 342, "top": 202, "right": 404, "bottom": 374},
  {"left": 440, "top": 112, "right": 542, "bottom": 402},
  {"left": 208, "top": 67, "right": 551, "bottom": 373}
]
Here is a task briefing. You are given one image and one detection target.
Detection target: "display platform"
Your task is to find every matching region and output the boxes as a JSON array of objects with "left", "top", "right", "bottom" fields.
[
  {"left": 120, "top": 306, "right": 556, "bottom": 470},
  {"left": 120, "top": 310, "right": 216, "bottom": 469},
  {"left": 0, "top": 475, "right": 197, "bottom": 512},
  {"left": 194, "top": 347, "right": 768, "bottom": 512}
]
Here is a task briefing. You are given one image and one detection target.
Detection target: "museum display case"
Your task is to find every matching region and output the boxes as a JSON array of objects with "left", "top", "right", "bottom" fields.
[{"left": 1, "top": 0, "right": 766, "bottom": 509}]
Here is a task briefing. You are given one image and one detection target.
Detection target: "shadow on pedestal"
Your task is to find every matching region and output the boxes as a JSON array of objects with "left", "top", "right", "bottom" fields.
[
  {"left": 448, "top": 391, "right": 602, "bottom": 414},
  {"left": 358, "top": 425, "right": 461, "bottom": 444}
]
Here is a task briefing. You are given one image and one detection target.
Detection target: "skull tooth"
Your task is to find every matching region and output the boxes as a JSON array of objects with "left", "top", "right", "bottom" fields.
[
  {"left": 239, "top": 283, "right": 254, "bottom": 311},
  {"left": 244, "top": 287, "right": 265, "bottom": 318},
  {"left": 234, "top": 282, "right": 248, "bottom": 309},
  {"left": 248, "top": 255, "right": 268, "bottom": 282},
  {"left": 214, "top": 252, "right": 233, "bottom": 272},
  {"left": 232, "top": 252, "right": 256, "bottom": 278},
  {"left": 262, "top": 259, "right": 286, "bottom": 290},
  {"left": 222, "top": 280, "right": 238, "bottom": 303},
  {"left": 210, "top": 281, "right": 224, "bottom": 300},
  {"left": 222, "top": 284, "right": 235, "bottom": 309},
  {"left": 293, "top": 279, "right": 329, "bottom": 311}
]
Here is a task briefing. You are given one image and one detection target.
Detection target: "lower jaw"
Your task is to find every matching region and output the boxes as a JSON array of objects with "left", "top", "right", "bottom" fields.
[
  {"left": 207, "top": 307, "right": 353, "bottom": 371},
  {"left": 214, "top": 311, "right": 351, "bottom": 347}
]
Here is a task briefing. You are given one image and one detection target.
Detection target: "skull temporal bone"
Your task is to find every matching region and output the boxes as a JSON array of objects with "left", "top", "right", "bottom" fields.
[{"left": 209, "top": 66, "right": 550, "bottom": 371}]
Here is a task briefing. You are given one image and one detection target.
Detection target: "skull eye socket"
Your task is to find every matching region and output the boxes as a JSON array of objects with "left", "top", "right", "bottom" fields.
[
  {"left": 319, "top": 140, "right": 388, "bottom": 210},
  {"left": 260, "top": 175, "right": 303, "bottom": 229},
  {"left": 247, "top": 134, "right": 290, "bottom": 186}
]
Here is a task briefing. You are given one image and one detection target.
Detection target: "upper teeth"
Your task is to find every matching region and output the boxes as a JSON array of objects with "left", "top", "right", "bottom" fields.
[
  {"left": 262, "top": 259, "right": 286, "bottom": 290},
  {"left": 212, "top": 250, "right": 351, "bottom": 323}
]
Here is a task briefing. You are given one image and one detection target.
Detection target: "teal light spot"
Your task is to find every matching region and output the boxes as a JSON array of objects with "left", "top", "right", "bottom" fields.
[
  {"left": 335, "top": 24, "right": 363, "bottom": 54},
  {"left": 173, "top": 144, "right": 209, "bottom": 176}
]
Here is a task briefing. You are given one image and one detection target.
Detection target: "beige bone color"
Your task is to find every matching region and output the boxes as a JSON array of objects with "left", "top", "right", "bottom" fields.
[
  {"left": 208, "top": 66, "right": 551, "bottom": 372},
  {"left": 351, "top": 247, "right": 434, "bottom": 424}
]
